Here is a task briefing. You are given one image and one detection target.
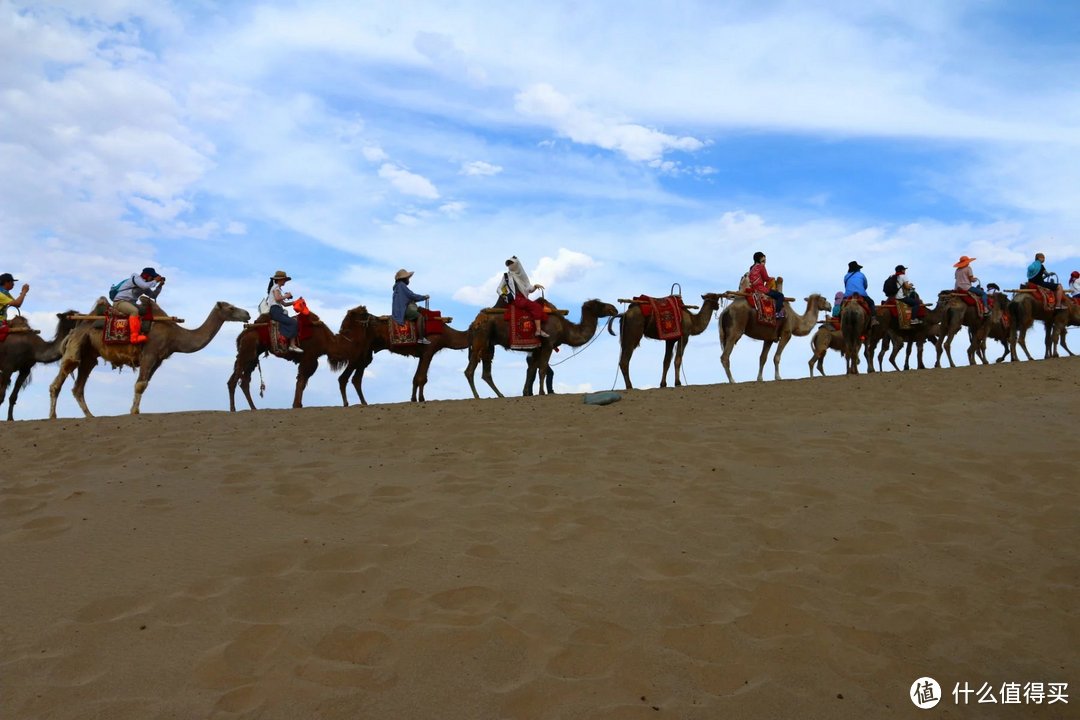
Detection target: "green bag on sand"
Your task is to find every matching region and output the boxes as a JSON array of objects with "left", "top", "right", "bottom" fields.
[{"left": 583, "top": 391, "right": 622, "bottom": 406}]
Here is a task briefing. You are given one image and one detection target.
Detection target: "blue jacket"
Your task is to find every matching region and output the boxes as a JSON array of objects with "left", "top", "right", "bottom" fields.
[
  {"left": 392, "top": 280, "right": 425, "bottom": 324},
  {"left": 844, "top": 270, "right": 869, "bottom": 297}
]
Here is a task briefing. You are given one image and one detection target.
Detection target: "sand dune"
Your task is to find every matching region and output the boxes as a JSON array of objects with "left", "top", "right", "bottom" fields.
[{"left": 2, "top": 359, "right": 1077, "bottom": 718}]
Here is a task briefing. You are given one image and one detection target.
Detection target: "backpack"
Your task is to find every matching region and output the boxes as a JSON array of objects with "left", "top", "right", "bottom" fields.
[
  {"left": 882, "top": 274, "right": 899, "bottom": 298},
  {"left": 108, "top": 276, "right": 131, "bottom": 301},
  {"left": 258, "top": 295, "right": 272, "bottom": 316},
  {"left": 498, "top": 272, "right": 515, "bottom": 302}
]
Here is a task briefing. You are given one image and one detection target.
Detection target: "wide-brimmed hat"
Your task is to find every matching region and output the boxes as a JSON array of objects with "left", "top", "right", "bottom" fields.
[
  {"left": 895, "top": 264, "right": 907, "bottom": 273},
  {"left": 0, "top": 272, "right": 17, "bottom": 284},
  {"left": 141, "top": 267, "right": 158, "bottom": 278},
  {"left": 953, "top": 256, "right": 975, "bottom": 268},
  {"left": 271, "top": 270, "right": 292, "bottom": 282},
  {"left": 395, "top": 269, "right": 414, "bottom": 281},
  {"left": 847, "top": 261, "right": 863, "bottom": 272}
]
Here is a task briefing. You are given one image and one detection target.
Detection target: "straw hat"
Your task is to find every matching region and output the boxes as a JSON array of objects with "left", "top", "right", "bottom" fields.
[
  {"left": 395, "top": 269, "right": 414, "bottom": 281},
  {"left": 271, "top": 270, "right": 292, "bottom": 282},
  {"left": 953, "top": 256, "right": 975, "bottom": 268}
]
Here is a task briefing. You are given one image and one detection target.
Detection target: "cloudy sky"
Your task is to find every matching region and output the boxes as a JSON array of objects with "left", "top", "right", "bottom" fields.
[{"left": 3, "top": 0, "right": 1079, "bottom": 418}]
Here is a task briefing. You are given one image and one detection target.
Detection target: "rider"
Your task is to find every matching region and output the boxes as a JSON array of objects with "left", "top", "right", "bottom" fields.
[
  {"left": 748, "top": 251, "right": 785, "bottom": 319},
  {"left": 499, "top": 256, "right": 549, "bottom": 338},
  {"left": 264, "top": 270, "right": 303, "bottom": 353},
  {"left": 0, "top": 272, "right": 29, "bottom": 323},
  {"left": 112, "top": 267, "right": 165, "bottom": 344},
  {"left": 953, "top": 256, "right": 989, "bottom": 315},
  {"left": 392, "top": 269, "right": 431, "bottom": 345},
  {"left": 831, "top": 291, "right": 844, "bottom": 318},
  {"left": 1069, "top": 270, "right": 1080, "bottom": 299},
  {"left": 1026, "top": 253, "right": 1067, "bottom": 309},
  {"left": 843, "top": 261, "right": 877, "bottom": 325},
  {"left": 884, "top": 264, "right": 922, "bottom": 323}
]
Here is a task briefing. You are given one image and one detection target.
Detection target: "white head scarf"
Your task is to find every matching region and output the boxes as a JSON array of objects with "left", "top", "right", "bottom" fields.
[{"left": 505, "top": 256, "right": 534, "bottom": 295}]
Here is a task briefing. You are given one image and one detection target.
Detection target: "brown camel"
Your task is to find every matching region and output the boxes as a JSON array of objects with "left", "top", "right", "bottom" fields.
[
  {"left": 839, "top": 299, "right": 872, "bottom": 374},
  {"left": 465, "top": 299, "right": 618, "bottom": 398},
  {"left": 808, "top": 323, "right": 843, "bottom": 377},
  {"left": 609, "top": 293, "right": 721, "bottom": 389},
  {"left": 811, "top": 318, "right": 921, "bottom": 376},
  {"left": 227, "top": 306, "right": 367, "bottom": 411},
  {"left": 50, "top": 298, "right": 250, "bottom": 417},
  {"left": 1048, "top": 299, "right": 1079, "bottom": 358},
  {"left": 973, "top": 292, "right": 1014, "bottom": 364},
  {"left": 335, "top": 310, "right": 473, "bottom": 405},
  {"left": 719, "top": 292, "right": 831, "bottom": 382},
  {"left": 1007, "top": 292, "right": 1067, "bottom": 361},
  {"left": 878, "top": 300, "right": 947, "bottom": 370},
  {"left": 937, "top": 290, "right": 998, "bottom": 367},
  {"left": 0, "top": 309, "right": 81, "bottom": 420}
]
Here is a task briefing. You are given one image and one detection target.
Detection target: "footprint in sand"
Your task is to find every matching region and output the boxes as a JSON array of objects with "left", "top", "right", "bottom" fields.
[
  {"left": 545, "top": 622, "right": 634, "bottom": 679},
  {"left": 195, "top": 623, "right": 293, "bottom": 690},
  {"left": 0, "top": 496, "right": 46, "bottom": 518},
  {"left": 3, "top": 515, "right": 72, "bottom": 541}
]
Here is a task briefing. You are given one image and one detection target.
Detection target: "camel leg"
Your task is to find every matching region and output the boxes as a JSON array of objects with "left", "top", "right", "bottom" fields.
[
  {"left": 673, "top": 337, "right": 689, "bottom": 386},
  {"left": 70, "top": 352, "right": 98, "bottom": 418},
  {"left": 228, "top": 358, "right": 258, "bottom": 412},
  {"left": 464, "top": 346, "right": 482, "bottom": 399},
  {"left": 0, "top": 370, "right": 10, "bottom": 421},
  {"left": 915, "top": 340, "right": 925, "bottom": 370},
  {"left": 719, "top": 318, "right": 743, "bottom": 383},
  {"left": 6, "top": 368, "right": 31, "bottom": 421},
  {"left": 49, "top": 357, "right": 80, "bottom": 419},
  {"left": 771, "top": 334, "right": 791, "bottom": 381},
  {"left": 888, "top": 337, "right": 903, "bottom": 371},
  {"left": 756, "top": 341, "right": 772, "bottom": 382},
  {"left": 1060, "top": 328, "right": 1073, "bottom": 356},
  {"left": 338, "top": 365, "right": 354, "bottom": 407},
  {"left": 660, "top": 339, "right": 675, "bottom": 388},
  {"left": 292, "top": 357, "right": 319, "bottom": 408},
  {"left": 413, "top": 350, "right": 434, "bottom": 403},
  {"left": 942, "top": 330, "right": 957, "bottom": 368},
  {"left": 480, "top": 346, "right": 502, "bottom": 398},
  {"left": 131, "top": 357, "right": 166, "bottom": 415},
  {"left": 238, "top": 359, "right": 259, "bottom": 411}
]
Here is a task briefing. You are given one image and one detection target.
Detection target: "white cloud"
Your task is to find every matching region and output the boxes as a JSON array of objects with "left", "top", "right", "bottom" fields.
[
  {"left": 378, "top": 163, "right": 440, "bottom": 198},
  {"left": 533, "top": 248, "right": 599, "bottom": 286},
  {"left": 515, "top": 83, "right": 705, "bottom": 162},
  {"left": 363, "top": 145, "right": 389, "bottom": 162},
  {"left": 460, "top": 160, "right": 502, "bottom": 176},
  {"left": 439, "top": 201, "right": 466, "bottom": 216}
]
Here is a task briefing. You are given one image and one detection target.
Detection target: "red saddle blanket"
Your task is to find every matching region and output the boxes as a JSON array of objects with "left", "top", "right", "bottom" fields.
[
  {"left": 633, "top": 295, "right": 685, "bottom": 340},
  {"left": 1023, "top": 283, "right": 1057, "bottom": 311},
  {"left": 503, "top": 305, "right": 551, "bottom": 349},
  {"left": 747, "top": 292, "right": 779, "bottom": 326},
  {"left": 389, "top": 308, "right": 446, "bottom": 347},
  {"left": 842, "top": 295, "right": 871, "bottom": 319},
  {"left": 825, "top": 317, "right": 841, "bottom": 330},
  {"left": 0, "top": 322, "right": 8, "bottom": 343},
  {"left": 255, "top": 312, "right": 316, "bottom": 355},
  {"left": 103, "top": 307, "right": 157, "bottom": 345},
  {"left": 952, "top": 291, "right": 986, "bottom": 315}
]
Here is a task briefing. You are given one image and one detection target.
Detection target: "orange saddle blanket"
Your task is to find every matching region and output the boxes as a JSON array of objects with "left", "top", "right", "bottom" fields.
[
  {"left": 633, "top": 295, "right": 685, "bottom": 340},
  {"left": 102, "top": 307, "right": 156, "bottom": 345},
  {"left": 747, "top": 292, "right": 779, "bottom": 326},
  {"left": 390, "top": 308, "right": 447, "bottom": 347}
]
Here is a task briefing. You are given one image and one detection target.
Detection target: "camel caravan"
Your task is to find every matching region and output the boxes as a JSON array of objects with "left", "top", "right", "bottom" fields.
[{"left": 1, "top": 252, "right": 1077, "bottom": 419}]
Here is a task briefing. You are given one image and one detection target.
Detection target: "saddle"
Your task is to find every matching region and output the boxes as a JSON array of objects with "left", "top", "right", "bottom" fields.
[
  {"left": 881, "top": 298, "right": 913, "bottom": 329},
  {"left": 102, "top": 306, "right": 156, "bottom": 345},
  {"left": 1023, "top": 283, "right": 1057, "bottom": 312},
  {"left": 746, "top": 291, "right": 779, "bottom": 326},
  {"left": 0, "top": 320, "right": 8, "bottom": 343},
  {"left": 947, "top": 290, "right": 987, "bottom": 315},
  {"left": 503, "top": 305, "right": 551, "bottom": 349},
  {"left": 631, "top": 294, "right": 685, "bottom": 339},
  {"left": 255, "top": 311, "right": 316, "bottom": 357},
  {"left": 388, "top": 308, "right": 447, "bottom": 347}
]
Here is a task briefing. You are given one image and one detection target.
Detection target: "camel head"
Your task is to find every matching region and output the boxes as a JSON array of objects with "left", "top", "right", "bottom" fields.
[
  {"left": 216, "top": 301, "right": 252, "bottom": 323},
  {"left": 583, "top": 299, "right": 619, "bottom": 319},
  {"left": 805, "top": 294, "right": 831, "bottom": 313},
  {"left": 338, "top": 305, "right": 372, "bottom": 338}
]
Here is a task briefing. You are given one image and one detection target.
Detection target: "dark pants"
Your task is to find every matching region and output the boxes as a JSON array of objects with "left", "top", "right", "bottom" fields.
[
  {"left": 270, "top": 305, "right": 298, "bottom": 340},
  {"left": 1030, "top": 278, "right": 1056, "bottom": 291},
  {"left": 766, "top": 289, "right": 785, "bottom": 315}
]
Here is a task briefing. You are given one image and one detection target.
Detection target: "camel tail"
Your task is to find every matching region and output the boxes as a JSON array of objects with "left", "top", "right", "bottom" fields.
[{"left": 327, "top": 356, "right": 347, "bottom": 372}]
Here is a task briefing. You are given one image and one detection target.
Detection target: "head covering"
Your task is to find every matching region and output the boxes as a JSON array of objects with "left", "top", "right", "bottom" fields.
[
  {"left": 0, "top": 273, "right": 17, "bottom": 284},
  {"left": 141, "top": 267, "right": 158, "bottom": 278},
  {"left": 271, "top": 270, "right": 292, "bottom": 282},
  {"left": 953, "top": 256, "right": 975, "bottom": 268},
  {"left": 895, "top": 264, "right": 907, "bottom": 273},
  {"left": 753, "top": 251, "right": 766, "bottom": 263},
  {"left": 394, "top": 269, "right": 414, "bottom": 282},
  {"left": 847, "top": 261, "right": 863, "bottom": 272},
  {"left": 1071, "top": 270, "right": 1079, "bottom": 279},
  {"left": 834, "top": 291, "right": 844, "bottom": 303},
  {"left": 505, "top": 256, "right": 533, "bottom": 294}
]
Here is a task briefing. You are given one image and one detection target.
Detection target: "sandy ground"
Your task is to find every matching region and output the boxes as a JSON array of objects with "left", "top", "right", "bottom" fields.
[{"left": 1, "top": 358, "right": 1077, "bottom": 719}]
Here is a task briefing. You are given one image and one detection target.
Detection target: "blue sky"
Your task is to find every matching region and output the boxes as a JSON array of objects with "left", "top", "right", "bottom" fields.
[{"left": 3, "top": 0, "right": 1078, "bottom": 418}]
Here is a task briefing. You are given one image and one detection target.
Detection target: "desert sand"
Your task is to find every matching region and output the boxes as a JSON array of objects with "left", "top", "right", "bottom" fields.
[{"left": 2, "top": 358, "right": 1077, "bottom": 719}]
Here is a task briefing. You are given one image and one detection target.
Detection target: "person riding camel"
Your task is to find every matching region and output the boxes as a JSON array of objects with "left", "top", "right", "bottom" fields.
[
  {"left": 1026, "top": 253, "right": 1067, "bottom": 309},
  {"left": 884, "top": 264, "right": 922, "bottom": 324},
  {"left": 499, "top": 256, "right": 550, "bottom": 338},
  {"left": 112, "top": 267, "right": 165, "bottom": 344},
  {"left": 392, "top": 269, "right": 430, "bottom": 345},
  {"left": 748, "top": 251, "right": 785, "bottom": 319},
  {"left": 953, "top": 256, "right": 989, "bottom": 315},
  {"left": 0, "top": 272, "right": 29, "bottom": 323},
  {"left": 843, "top": 261, "right": 878, "bottom": 325},
  {"left": 1069, "top": 270, "right": 1080, "bottom": 300},
  {"left": 264, "top": 270, "right": 303, "bottom": 353},
  {"left": 831, "top": 291, "right": 844, "bottom": 318}
]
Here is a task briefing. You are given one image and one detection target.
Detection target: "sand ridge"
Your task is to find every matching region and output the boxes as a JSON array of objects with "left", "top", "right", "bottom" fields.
[{"left": 1, "top": 359, "right": 1077, "bottom": 718}]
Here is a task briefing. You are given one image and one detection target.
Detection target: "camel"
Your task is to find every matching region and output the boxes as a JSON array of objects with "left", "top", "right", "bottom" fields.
[
  {"left": 1007, "top": 291, "right": 1066, "bottom": 361},
  {"left": 227, "top": 306, "right": 367, "bottom": 411},
  {"left": 937, "top": 290, "right": 999, "bottom": 367},
  {"left": 839, "top": 299, "right": 872, "bottom": 375},
  {"left": 1, "top": 309, "right": 81, "bottom": 420},
  {"left": 50, "top": 298, "right": 250, "bottom": 417},
  {"left": 335, "top": 310, "right": 473, "bottom": 405},
  {"left": 608, "top": 293, "right": 721, "bottom": 389},
  {"left": 878, "top": 301, "right": 947, "bottom": 370},
  {"left": 1047, "top": 299, "right": 1079, "bottom": 358},
  {"left": 808, "top": 323, "right": 843, "bottom": 377},
  {"left": 972, "top": 293, "right": 1014, "bottom": 364},
  {"left": 465, "top": 299, "right": 618, "bottom": 398},
  {"left": 719, "top": 292, "right": 831, "bottom": 382}
]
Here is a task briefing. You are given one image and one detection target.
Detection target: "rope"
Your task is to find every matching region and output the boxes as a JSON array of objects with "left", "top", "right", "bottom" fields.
[{"left": 548, "top": 325, "right": 606, "bottom": 366}]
